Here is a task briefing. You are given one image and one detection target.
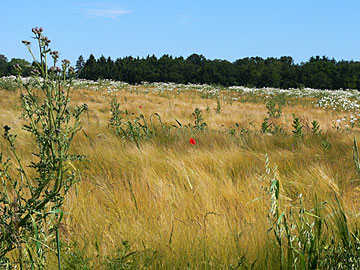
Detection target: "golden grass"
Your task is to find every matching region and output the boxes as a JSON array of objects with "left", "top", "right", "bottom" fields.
[{"left": 1, "top": 87, "right": 360, "bottom": 268}]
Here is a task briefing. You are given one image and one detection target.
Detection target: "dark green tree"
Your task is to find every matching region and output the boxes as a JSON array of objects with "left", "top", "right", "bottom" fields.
[
  {"left": 79, "top": 54, "right": 97, "bottom": 80},
  {"left": 75, "top": 55, "right": 85, "bottom": 76},
  {"left": 0, "top": 54, "right": 8, "bottom": 76},
  {"left": 8, "top": 58, "right": 31, "bottom": 76}
]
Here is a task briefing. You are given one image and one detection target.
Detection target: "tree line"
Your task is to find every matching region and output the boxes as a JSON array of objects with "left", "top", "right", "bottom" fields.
[
  {"left": 0, "top": 54, "right": 33, "bottom": 77},
  {"left": 76, "top": 54, "right": 360, "bottom": 89},
  {"left": 2, "top": 52, "right": 360, "bottom": 89}
]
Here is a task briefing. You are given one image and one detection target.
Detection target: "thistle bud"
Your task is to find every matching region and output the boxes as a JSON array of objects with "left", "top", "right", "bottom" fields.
[
  {"left": 50, "top": 51, "right": 59, "bottom": 59},
  {"left": 56, "top": 66, "right": 61, "bottom": 72},
  {"left": 39, "top": 27, "right": 43, "bottom": 32},
  {"left": 3, "top": 125, "right": 11, "bottom": 132},
  {"left": 30, "top": 68, "right": 40, "bottom": 76}
]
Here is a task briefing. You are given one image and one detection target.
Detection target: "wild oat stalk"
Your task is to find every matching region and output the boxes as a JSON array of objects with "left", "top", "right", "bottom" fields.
[{"left": 353, "top": 136, "right": 360, "bottom": 174}]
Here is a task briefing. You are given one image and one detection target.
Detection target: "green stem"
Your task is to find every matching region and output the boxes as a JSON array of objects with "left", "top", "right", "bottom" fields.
[
  {"left": 11, "top": 146, "right": 33, "bottom": 195},
  {"left": 56, "top": 227, "right": 61, "bottom": 270},
  {"left": 18, "top": 244, "right": 23, "bottom": 270},
  {"left": 37, "top": 37, "right": 45, "bottom": 78},
  {"left": 26, "top": 47, "right": 41, "bottom": 70}
]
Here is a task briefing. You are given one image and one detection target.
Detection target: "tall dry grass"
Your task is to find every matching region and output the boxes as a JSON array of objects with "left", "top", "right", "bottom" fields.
[{"left": 1, "top": 87, "right": 360, "bottom": 269}]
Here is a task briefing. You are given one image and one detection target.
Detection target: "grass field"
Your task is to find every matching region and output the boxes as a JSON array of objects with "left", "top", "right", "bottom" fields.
[{"left": 1, "top": 79, "right": 360, "bottom": 269}]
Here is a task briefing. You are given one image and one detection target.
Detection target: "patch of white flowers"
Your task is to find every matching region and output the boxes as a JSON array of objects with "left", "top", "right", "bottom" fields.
[
  {"left": 2, "top": 76, "right": 360, "bottom": 128},
  {"left": 317, "top": 95, "right": 360, "bottom": 112}
]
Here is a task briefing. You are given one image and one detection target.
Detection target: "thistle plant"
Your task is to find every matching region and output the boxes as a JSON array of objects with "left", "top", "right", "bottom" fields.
[
  {"left": 0, "top": 27, "right": 87, "bottom": 269},
  {"left": 261, "top": 117, "right": 272, "bottom": 134},
  {"left": 260, "top": 118, "right": 285, "bottom": 135},
  {"left": 206, "top": 104, "right": 210, "bottom": 113},
  {"left": 266, "top": 99, "right": 283, "bottom": 118},
  {"left": 109, "top": 96, "right": 124, "bottom": 135},
  {"left": 192, "top": 107, "right": 207, "bottom": 132},
  {"left": 215, "top": 99, "right": 222, "bottom": 114},
  {"left": 109, "top": 97, "right": 173, "bottom": 148},
  {"left": 311, "top": 120, "right": 322, "bottom": 136},
  {"left": 292, "top": 114, "right": 304, "bottom": 139}
]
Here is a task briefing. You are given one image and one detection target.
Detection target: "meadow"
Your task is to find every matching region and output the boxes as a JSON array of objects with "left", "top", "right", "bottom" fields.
[{"left": 1, "top": 75, "right": 360, "bottom": 269}]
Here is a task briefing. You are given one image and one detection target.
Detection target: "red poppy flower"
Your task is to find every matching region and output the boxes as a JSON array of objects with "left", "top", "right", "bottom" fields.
[
  {"left": 189, "top": 138, "right": 196, "bottom": 145},
  {"left": 139, "top": 105, "right": 142, "bottom": 108}
]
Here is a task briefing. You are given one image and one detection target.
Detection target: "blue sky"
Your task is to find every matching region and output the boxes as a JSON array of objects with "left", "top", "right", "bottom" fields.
[{"left": 1, "top": 0, "right": 360, "bottom": 65}]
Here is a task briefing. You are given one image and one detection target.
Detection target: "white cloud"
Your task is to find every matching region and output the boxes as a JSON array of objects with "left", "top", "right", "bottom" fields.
[
  {"left": 78, "top": 2, "right": 132, "bottom": 20},
  {"left": 177, "top": 15, "right": 195, "bottom": 26},
  {"left": 179, "top": 17, "right": 191, "bottom": 25}
]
